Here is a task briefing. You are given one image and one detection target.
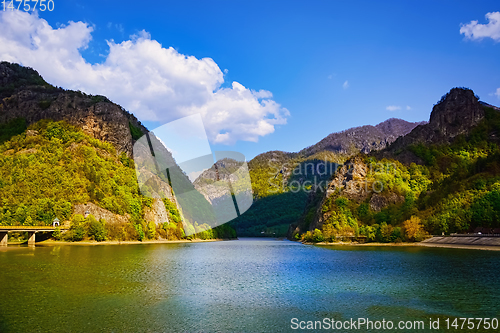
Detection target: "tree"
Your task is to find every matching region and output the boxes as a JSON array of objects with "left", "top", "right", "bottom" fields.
[
  {"left": 312, "top": 229, "right": 324, "bottom": 242},
  {"left": 87, "top": 216, "right": 106, "bottom": 241},
  {"left": 52, "top": 227, "right": 62, "bottom": 240},
  {"left": 69, "top": 214, "right": 86, "bottom": 241},
  {"left": 134, "top": 224, "right": 145, "bottom": 241},
  {"left": 147, "top": 221, "right": 156, "bottom": 239},
  {"left": 403, "top": 216, "right": 425, "bottom": 242},
  {"left": 71, "top": 214, "right": 85, "bottom": 227}
]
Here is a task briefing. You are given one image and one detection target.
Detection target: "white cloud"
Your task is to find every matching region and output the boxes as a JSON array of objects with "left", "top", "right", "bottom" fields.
[
  {"left": 495, "top": 88, "right": 500, "bottom": 99},
  {"left": 460, "top": 12, "right": 500, "bottom": 41},
  {"left": 406, "top": 105, "right": 411, "bottom": 110},
  {"left": 342, "top": 80, "right": 349, "bottom": 89},
  {"left": 386, "top": 105, "right": 401, "bottom": 111},
  {"left": 0, "top": 11, "right": 289, "bottom": 145}
]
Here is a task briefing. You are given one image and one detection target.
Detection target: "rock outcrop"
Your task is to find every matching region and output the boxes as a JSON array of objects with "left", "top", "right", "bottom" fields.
[
  {"left": 73, "top": 202, "right": 130, "bottom": 226},
  {"left": 325, "top": 156, "right": 370, "bottom": 201},
  {"left": 369, "top": 193, "right": 404, "bottom": 212},
  {"left": 143, "top": 197, "right": 170, "bottom": 226},
  {"left": 0, "top": 62, "right": 146, "bottom": 157},
  {"left": 379, "top": 88, "right": 486, "bottom": 163}
]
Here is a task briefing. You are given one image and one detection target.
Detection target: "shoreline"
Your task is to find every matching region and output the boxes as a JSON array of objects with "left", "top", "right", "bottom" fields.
[
  {"left": 311, "top": 241, "right": 500, "bottom": 251},
  {"left": 417, "top": 242, "right": 500, "bottom": 251},
  {"left": 7, "top": 237, "right": 500, "bottom": 251},
  {"left": 312, "top": 241, "right": 420, "bottom": 247},
  {"left": 7, "top": 238, "right": 234, "bottom": 246}
]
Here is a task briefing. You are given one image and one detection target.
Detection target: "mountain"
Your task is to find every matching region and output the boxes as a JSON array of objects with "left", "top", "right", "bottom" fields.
[
  {"left": 0, "top": 62, "right": 236, "bottom": 242},
  {"left": 230, "top": 118, "right": 423, "bottom": 236},
  {"left": 377, "top": 87, "right": 485, "bottom": 163},
  {"left": 299, "top": 118, "right": 426, "bottom": 157},
  {"left": 290, "top": 87, "right": 500, "bottom": 243},
  {"left": 0, "top": 62, "right": 146, "bottom": 156}
]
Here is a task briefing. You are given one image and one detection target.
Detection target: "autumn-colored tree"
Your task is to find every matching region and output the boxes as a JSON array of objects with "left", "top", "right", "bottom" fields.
[{"left": 403, "top": 216, "right": 425, "bottom": 242}]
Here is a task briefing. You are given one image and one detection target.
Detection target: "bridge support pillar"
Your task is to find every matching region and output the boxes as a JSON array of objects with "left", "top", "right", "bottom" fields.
[
  {"left": 27, "top": 231, "right": 36, "bottom": 246},
  {"left": 0, "top": 232, "right": 7, "bottom": 246}
]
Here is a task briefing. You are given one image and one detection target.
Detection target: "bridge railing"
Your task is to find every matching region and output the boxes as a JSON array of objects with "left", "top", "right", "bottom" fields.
[{"left": 0, "top": 226, "right": 69, "bottom": 230}]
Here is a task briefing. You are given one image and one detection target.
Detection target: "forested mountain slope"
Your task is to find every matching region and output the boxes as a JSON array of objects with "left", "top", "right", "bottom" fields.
[
  {"left": 290, "top": 88, "right": 500, "bottom": 243},
  {"left": 231, "top": 118, "right": 423, "bottom": 236},
  {"left": 0, "top": 62, "right": 235, "bottom": 242}
]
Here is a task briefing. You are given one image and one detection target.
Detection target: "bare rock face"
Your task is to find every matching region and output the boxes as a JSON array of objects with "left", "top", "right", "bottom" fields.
[
  {"left": 143, "top": 197, "right": 170, "bottom": 226},
  {"left": 326, "top": 156, "right": 370, "bottom": 202},
  {"left": 369, "top": 193, "right": 404, "bottom": 212},
  {"left": 305, "top": 156, "right": 371, "bottom": 232},
  {"left": 429, "top": 88, "right": 484, "bottom": 138},
  {"left": 0, "top": 62, "right": 146, "bottom": 157},
  {"left": 379, "top": 88, "right": 486, "bottom": 163},
  {"left": 73, "top": 202, "right": 130, "bottom": 225}
]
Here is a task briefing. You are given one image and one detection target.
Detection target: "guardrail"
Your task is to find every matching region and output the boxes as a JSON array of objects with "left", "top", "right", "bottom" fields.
[
  {"left": 447, "top": 233, "right": 500, "bottom": 237},
  {"left": 0, "top": 226, "right": 68, "bottom": 230}
]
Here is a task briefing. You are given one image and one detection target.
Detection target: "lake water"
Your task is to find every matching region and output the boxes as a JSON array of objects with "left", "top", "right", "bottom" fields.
[{"left": 1, "top": 238, "right": 499, "bottom": 332}]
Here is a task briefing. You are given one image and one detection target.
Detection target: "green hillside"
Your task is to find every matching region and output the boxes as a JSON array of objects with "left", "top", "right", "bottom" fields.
[
  {"left": 0, "top": 119, "right": 235, "bottom": 242},
  {"left": 229, "top": 151, "right": 343, "bottom": 236},
  {"left": 293, "top": 105, "right": 500, "bottom": 243},
  {"left": 230, "top": 118, "right": 422, "bottom": 237}
]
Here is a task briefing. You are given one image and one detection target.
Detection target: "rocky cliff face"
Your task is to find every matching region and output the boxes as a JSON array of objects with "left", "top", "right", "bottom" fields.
[
  {"left": 289, "top": 155, "right": 405, "bottom": 236},
  {"left": 73, "top": 202, "right": 131, "bottom": 226},
  {"left": 429, "top": 88, "right": 484, "bottom": 137},
  {"left": 379, "top": 88, "right": 486, "bottom": 163},
  {"left": 300, "top": 156, "right": 372, "bottom": 233},
  {"left": 0, "top": 62, "right": 146, "bottom": 157},
  {"left": 1, "top": 62, "right": 182, "bottom": 228}
]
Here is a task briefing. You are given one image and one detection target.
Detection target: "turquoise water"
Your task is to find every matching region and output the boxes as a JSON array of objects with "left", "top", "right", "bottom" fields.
[{"left": 0, "top": 238, "right": 499, "bottom": 332}]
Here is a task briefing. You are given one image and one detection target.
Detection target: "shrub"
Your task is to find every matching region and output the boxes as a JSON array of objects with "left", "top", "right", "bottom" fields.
[
  {"left": 52, "top": 227, "right": 62, "bottom": 240},
  {"left": 72, "top": 225, "right": 85, "bottom": 241},
  {"left": 87, "top": 216, "right": 106, "bottom": 241},
  {"left": 312, "top": 229, "right": 324, "bottom": 242},
  {"left": 147, "top": 220, "right": 156, "bottom": 239}
]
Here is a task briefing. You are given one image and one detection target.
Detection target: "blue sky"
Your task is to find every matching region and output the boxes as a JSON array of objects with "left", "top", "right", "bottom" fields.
[{"left": 1, "top": 0, "right": 499, "bottom": 160}]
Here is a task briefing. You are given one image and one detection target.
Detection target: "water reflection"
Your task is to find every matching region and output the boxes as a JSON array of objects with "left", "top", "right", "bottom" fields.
[{"left": 0, "top": 239, "right": 499, "bottom": 332}]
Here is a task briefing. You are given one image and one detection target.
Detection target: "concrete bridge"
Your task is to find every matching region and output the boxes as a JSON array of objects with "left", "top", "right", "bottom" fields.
[{"left": 0, "top": 226, "right": 69, "bottom": 246}]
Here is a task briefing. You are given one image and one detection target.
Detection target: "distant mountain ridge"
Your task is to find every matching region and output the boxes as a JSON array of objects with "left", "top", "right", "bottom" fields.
[{"left": 298, "top": 118, "right": 426, "bottom": 157}]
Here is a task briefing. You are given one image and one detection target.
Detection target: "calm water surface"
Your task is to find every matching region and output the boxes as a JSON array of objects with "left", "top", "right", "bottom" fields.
[{"left": 0, "top": 238, "right": 499, "bottom": 332}]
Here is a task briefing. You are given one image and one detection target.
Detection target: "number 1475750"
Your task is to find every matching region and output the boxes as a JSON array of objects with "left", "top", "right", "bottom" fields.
[{"left": 2, "top": 0, "right": 54, "bottom": 12}]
